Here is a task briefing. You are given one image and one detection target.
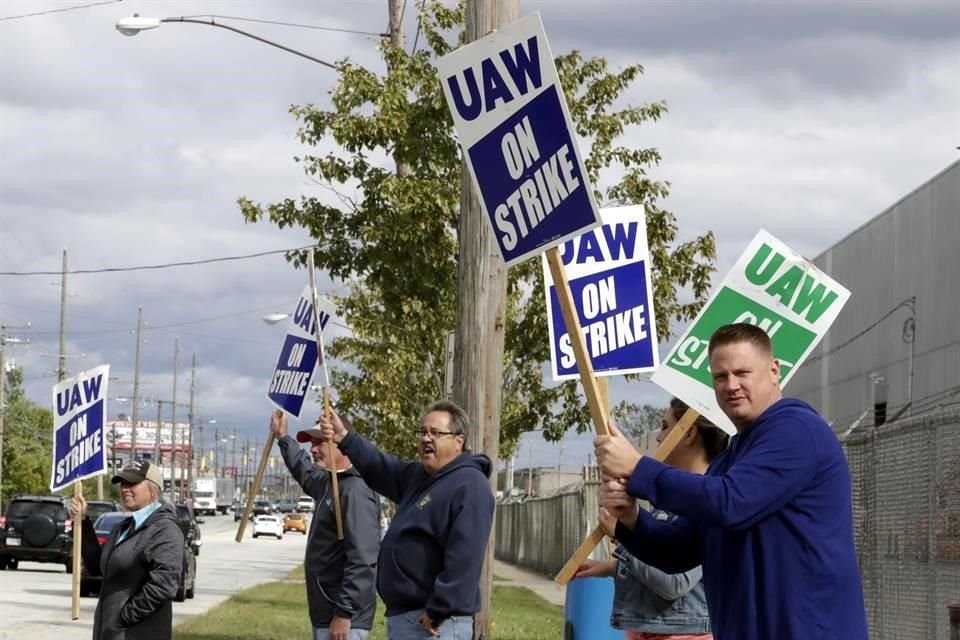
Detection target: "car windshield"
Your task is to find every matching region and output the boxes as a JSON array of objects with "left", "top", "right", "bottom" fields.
[
  {"left": 286, "top": 514, "right": 303, "bottom": 520},
  {"left": 258, "top": 516, "right": 278, "bottom": 522},
  {"left": 94, "top": 513, "right": 131, "bottom": 533},
  {"left": 6, "top": 501, "right": 64, "bottom": 519},
  {"left": 86, "top": 502, "right": 116, "bottom": 519},
  {"left": 194, "top": 491, "right": 214, "bottom": 498}
]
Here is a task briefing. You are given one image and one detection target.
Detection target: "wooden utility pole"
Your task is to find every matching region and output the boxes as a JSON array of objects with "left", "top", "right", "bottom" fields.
[
  {"left": 129, "top": 306, "right": 143, "bottom": 462},
  {"left": 185, "top": 353, "right": 196, "bottom": 503},
  {"left": 452, "top": 3, "right": 519, "bottom": 638},
  {"left": 387, "top": 0, "right": 413, "bottom": 179},
  {"left": 169, "top": 338, "right": 180, "bottom": 502}
]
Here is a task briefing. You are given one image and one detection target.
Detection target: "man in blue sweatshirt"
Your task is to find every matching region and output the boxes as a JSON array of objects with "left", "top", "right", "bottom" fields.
[
  {"left": 595, "top": 323, "right": 868, "bottom": 640},
  {"left": 320, "top": 400, "right": 494, "bottom": 639}
]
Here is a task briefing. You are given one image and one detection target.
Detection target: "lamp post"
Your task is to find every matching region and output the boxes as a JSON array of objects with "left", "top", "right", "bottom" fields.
[{"left": 115, "top": 15, "right": 337, "bottom": 69}]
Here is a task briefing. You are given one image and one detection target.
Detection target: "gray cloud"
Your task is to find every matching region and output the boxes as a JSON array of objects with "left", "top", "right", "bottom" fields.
[{"left": 1, "top": 0, "right": 957, "bottom": 469}]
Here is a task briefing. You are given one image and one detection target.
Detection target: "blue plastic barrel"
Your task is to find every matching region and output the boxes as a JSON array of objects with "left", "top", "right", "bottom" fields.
[{"left": 563, "top": 576, "right": 624, "bottom": 640}]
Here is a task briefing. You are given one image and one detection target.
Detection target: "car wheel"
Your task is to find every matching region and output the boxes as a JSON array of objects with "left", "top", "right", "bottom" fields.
[
  {"left": 7, "top": 558, "right": 18, "bottom": 570},
  {"left": 253, "top": 533, "right": 258, "bottom": 538},
  {"left": 174, "top": 573, "right": 186, "bottom": 602},
  {"left": 186, "top": 582, "right": 195, "bottom": 599},
  {"left": 65, "top": 560, "right": 73, "bottom": 574}
]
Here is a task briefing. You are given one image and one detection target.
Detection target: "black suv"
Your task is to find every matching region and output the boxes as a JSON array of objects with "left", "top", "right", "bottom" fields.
[
  {"left": 173, "top": 504, "right": 200, "bottom": 602},
  {"left": 0, "top": 495, "right": 74, "bottom": 571}
]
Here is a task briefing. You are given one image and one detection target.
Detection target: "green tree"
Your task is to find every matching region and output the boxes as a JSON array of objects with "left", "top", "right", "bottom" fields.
[
  {"left": 239, "top": 2, "right": 715, "bottom": 458},
  {"left": 612, "top": 401, "right": 665, "bottom": 441},
  {"left": 2, "top": 367, "right": 54, "bottom": 506}
]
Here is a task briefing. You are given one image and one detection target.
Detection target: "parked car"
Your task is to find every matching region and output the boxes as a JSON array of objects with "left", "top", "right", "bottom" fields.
[
  {"left": 273, "top": 500, "right": 297, "bottom": 514},
  {"left": 84, "top": 500, "right": 120, "bottom": 523},
  {"left": 282, "top": 513, "right": 307, "bottom": 534},
  {"left": 80, "top": 512, "right": 131, "bottom": 597},
  {"left": 0, "top": 495, "right": 74, "bottom": 572},
  {"left": 296, "top": 495, "right": 314, "bottom": 513},
  {"left": 252, "top": 515, "right": 283, "bottom": 539},
  {"left": 174, "top": 503, "right": 203, "bottom": 557}
]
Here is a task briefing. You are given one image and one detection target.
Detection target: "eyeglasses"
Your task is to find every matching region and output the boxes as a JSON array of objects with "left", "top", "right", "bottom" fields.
[{"left": 415, "top": 428, "right": 457, "bottom": 440}]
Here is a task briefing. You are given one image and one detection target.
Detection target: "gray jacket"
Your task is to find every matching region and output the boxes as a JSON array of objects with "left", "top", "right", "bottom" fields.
[
  {"left": 279, "top": 435, "right": 380, "bottom": 630},
  {"left": 610, "top": 509, "right": 711, "bottom": 635},
  {"left": 80, "top": 502, "right": 184, "bottom": 640}
]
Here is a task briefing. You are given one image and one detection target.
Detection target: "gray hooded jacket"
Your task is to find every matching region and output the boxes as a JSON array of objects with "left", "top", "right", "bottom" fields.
[
  {"left": 80, "top": 502, "right": 184, "bottom": 640},
  {"left": 278, "top": 435, "right": 380, "bottom": 630}
]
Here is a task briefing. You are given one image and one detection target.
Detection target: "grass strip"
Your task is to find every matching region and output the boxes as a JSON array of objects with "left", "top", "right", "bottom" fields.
[{"left": 175, "top": 568, "right": 563, "bottom": 640}]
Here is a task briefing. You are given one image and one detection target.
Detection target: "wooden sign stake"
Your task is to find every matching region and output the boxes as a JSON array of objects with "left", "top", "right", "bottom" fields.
[{"left": 553, "top": 408, "right": 700, "bottom": 584}]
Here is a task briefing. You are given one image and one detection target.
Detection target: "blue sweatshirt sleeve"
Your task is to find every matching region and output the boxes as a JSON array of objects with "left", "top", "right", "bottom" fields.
[
  {"left": 626, "top": 417, "right": 818, "bottom": 531},
  {"left": 425, "top": 472, "right": 494, "bottom": 623},
  {"left": 615, "top": 509, "right": 702, "bottom": 574},
  {"left": 278, "top": 435, "right": 326, "bottom": 500},
  {"left": 338, "top": 430, "right": 421, "bottom": 504}
]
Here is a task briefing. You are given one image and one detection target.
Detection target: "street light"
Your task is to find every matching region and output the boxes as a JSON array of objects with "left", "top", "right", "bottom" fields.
[
  {"left": 262, "top": 313, "right": 288, "bottom": 326},
  {"left": 115, "top": 14, "right": 337, "bottom": 69}
]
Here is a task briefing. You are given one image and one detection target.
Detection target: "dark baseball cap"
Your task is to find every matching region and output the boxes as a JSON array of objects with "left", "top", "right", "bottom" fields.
[{"left": 111, "top": 460, "right": 163, "bottom": 486}]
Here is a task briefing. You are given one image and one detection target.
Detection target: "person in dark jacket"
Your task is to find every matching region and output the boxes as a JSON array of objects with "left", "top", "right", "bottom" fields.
[
  {"left": 594, "top": 323, "right": 868, "bottom": 640},
  {"left": 319, "top": 400, "right": 495, "bottom": 640},
  {"left": 70, "top": 460, "right": 184, "bottom": 640},
  {"left": 270, "top": 409, "right": 380, "bottom": 640}
]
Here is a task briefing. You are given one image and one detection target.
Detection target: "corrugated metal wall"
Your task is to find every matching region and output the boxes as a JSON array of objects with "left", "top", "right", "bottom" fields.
[{"left": 790, "top": 160, "right": 960, "bottom": 432}]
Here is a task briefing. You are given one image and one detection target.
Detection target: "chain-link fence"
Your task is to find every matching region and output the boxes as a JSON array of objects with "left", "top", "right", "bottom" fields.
[
  {"left": 495, "top": 411, "right": 960, "bottom": 637},
  {"left": 845, "top": 409, "right": 960, "bottom": 639}
]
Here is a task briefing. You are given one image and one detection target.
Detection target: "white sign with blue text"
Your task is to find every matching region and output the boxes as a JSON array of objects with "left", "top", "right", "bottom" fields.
[
  {"left": 543, "top": 206, "right": 659, "bottom": 381},
  {"left": 50, "top": 364, "right": 109, "bottom": 492},
  {"left": 267, "top": 285, "right": 335, "bottom": 418},
  {"left": 436, "top": 12, "right": 602, "bottom": 266}
]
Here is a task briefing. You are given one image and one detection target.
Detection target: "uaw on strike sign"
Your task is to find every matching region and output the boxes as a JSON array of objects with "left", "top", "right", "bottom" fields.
[
  {"left": 652, "top": 230, "right": 851, "bottom": 435},
  {"left": 543, "top": 206, "right": 659, "bottom": 380},
  {"left": 267, "top": 284, "right": 335, "bottom": 418},
  {"left": 436, "top": 13, "right": 602, "bottom": 266},
  {"left": 51, "top": 365, "right": 109, "bottom": 491}
]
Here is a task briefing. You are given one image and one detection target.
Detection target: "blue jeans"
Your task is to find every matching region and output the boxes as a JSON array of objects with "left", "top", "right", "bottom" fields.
[
  {"left": 386, "top": 611, "right": 473, "bottom": 639},
  {"left": 312, "top": 628, "right": 369, "bottom": 640}
]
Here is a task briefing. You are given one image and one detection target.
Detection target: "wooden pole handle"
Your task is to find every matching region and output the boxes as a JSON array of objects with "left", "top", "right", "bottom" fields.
[
  {"left": 325, "top": 388, "right": 344, "bottom": 540},
  {"left": 235, "top": 432, "right": 277, "bottom": 543},
  {"left": 554, "top": 409, "right": 701, "bottom": 585},
  {"left": 71, "top": 481, "right": 81, "bottom": 620}
]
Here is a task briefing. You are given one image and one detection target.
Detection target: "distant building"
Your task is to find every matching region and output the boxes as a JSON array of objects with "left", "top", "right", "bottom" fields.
[
  {"left": 498, "top": 467, "right": 583, "bottom": 496},
  {"left": 790, "top": 160, "right": 960, "bottom": 432}
]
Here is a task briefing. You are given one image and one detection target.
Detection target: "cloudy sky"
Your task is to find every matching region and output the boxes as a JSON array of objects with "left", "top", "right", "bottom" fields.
[{"left": 1, "top": 0, "right": 957, "bottom": 472}]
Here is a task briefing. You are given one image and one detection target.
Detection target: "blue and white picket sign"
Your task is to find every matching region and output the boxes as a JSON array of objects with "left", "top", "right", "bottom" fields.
[
  {"left": 543, "top": 206, "right": 659, "bottom": 381},
  {"left": 50, "top": 365, "right": 109, "bottom": 491},
  {"left": 266, "top": 284, "right": 335, "bottom": 418},
  {"left": 436, "top": 12, "right": 602, "bottom": 267}
]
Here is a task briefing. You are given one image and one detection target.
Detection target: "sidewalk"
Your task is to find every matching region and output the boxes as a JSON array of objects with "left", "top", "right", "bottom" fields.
[{"left": 493, "top": 559, "right": 566, "bottom": 607}]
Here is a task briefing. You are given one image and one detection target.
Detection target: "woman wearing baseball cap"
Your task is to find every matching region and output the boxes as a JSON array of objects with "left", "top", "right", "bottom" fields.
[{"left": 70, "top": 460, "right": 184, "bottom": 640}]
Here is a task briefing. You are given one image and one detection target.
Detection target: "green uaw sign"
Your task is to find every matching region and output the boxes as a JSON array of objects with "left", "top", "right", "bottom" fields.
[{"left": 651, "top": 229, "right": 850, "bottom": 434}]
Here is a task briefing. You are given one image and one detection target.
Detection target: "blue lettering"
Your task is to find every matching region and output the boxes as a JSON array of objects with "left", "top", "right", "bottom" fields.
[
  {"left": 481, "top": 58, "right": 514, "bottom": 112},
  {"left": 499, "top": 36, "right": 542, "bottom": 95},
  {"left": 57, "top": 384, "right": 84, "bottom": 417},
  {"left": 602, "top": 222, "right": 638, "bottom": 261},
  {"left": 560, "top": 239, "right": 576, "bottom": 266},
  {"left": 446, "top": 68, "right": 482, "bottom": 122},
  {"left": 576, "top": 231, "right": 604, "bottom": 264},
  {"left": 82, "top": 375, "right": 103, "bottom": 404}
]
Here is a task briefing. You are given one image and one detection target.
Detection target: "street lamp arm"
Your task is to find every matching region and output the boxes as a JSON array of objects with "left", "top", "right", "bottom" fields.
[{"left": 160, "top": 17, "right": 338, "bottom": 69}]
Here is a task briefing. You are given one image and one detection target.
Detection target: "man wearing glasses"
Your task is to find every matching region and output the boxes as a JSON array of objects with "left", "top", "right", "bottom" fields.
[{"left": 319, "top": 400, "right": 494, "bottom": 640}]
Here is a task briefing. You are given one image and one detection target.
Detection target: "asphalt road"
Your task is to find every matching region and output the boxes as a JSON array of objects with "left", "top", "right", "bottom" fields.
[{"left": 0, "top": 512, "right": 309, "bottom": 640}]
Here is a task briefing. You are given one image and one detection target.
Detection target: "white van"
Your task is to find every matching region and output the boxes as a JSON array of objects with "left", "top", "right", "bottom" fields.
[{"left": 296, "top": 495, "right": 314, "bottom": 513}]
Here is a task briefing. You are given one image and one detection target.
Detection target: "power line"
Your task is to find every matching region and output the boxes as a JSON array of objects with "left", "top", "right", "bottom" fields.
[
  {"left": 411, "top": 0, "right": 425, "bottom": 54},
  {"left": 0, "top": 0, "right": 121, "bottom": 22},
  {"left": 180, "top": 14, "right": 387, "bottom": 37},
  {"left": 806, "top": 297, "right": 915, "bottom": 365},
  {"left": 0, "top": 245, "right": 315, "bottom": 276}
]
